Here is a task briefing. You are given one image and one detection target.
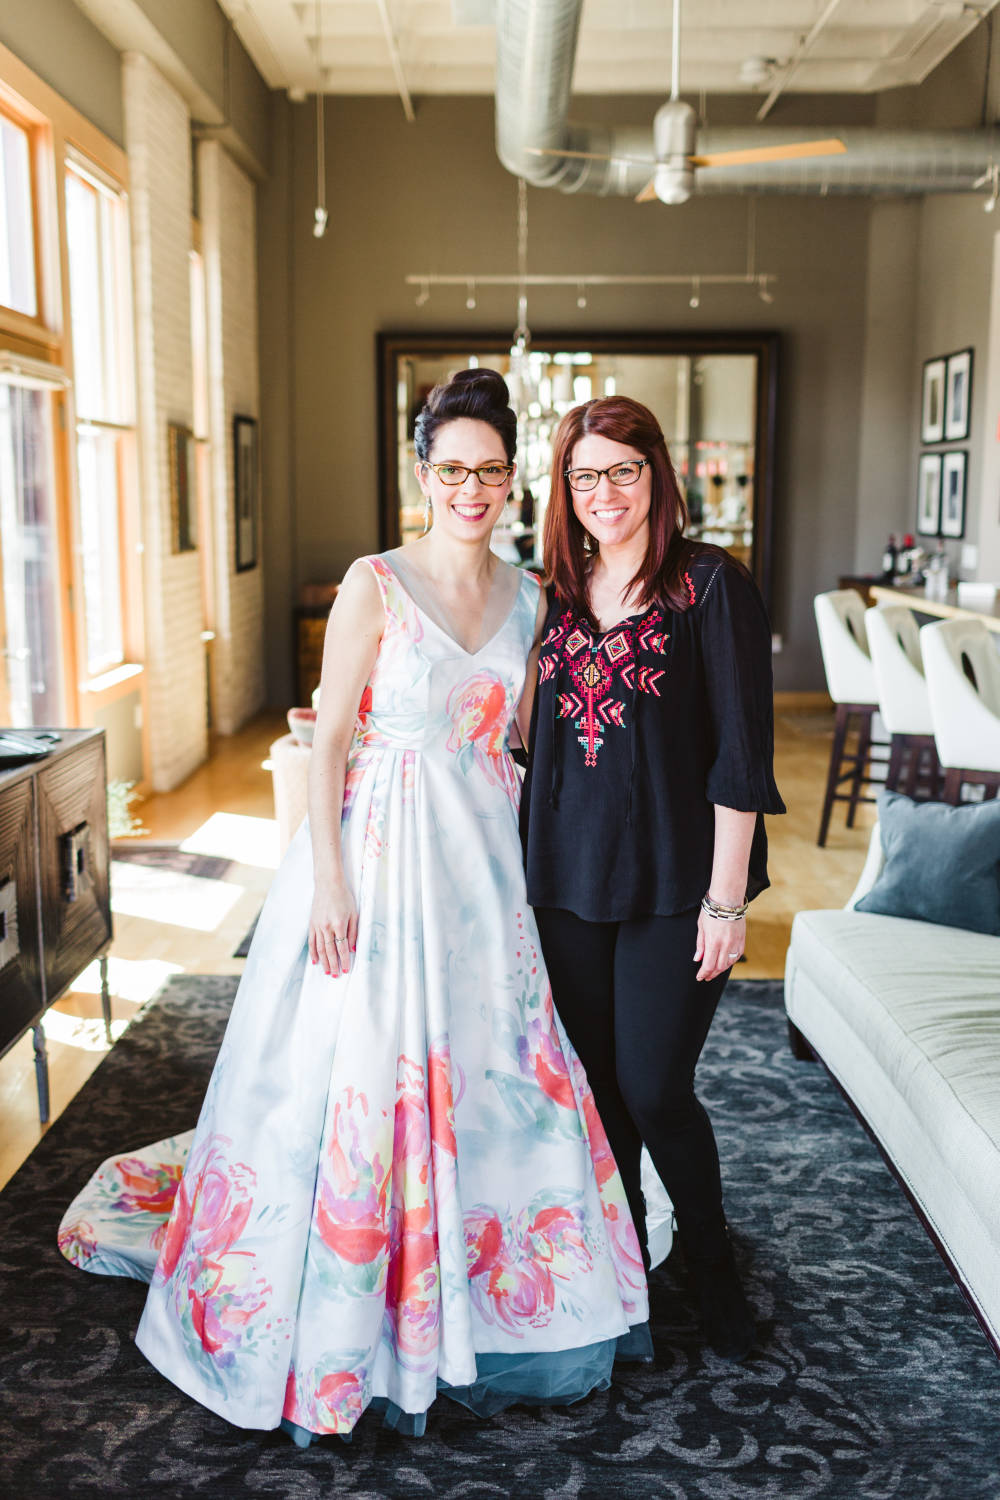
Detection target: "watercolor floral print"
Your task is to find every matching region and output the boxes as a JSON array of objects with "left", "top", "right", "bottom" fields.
[{"left": 59, "top": 554, "right": 649, "bottom": 1438}]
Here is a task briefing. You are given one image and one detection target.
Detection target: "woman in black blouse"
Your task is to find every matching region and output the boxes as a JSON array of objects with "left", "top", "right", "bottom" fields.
[{"left": 520, "top": 396, "right": 785, "bottom": 1360}]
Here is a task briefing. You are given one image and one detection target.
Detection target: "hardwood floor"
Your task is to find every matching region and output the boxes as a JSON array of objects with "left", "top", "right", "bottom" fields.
[{"left": 0, "top": 704, "right": 876, "bottom": 1191}]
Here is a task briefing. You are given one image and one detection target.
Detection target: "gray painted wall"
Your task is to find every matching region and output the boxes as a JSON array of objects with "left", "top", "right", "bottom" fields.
[
  {"left": 0, "top": 0, "right": 269, "bottom": 168},
  {"left": 0, "top": 0, "right": 123, "bottom": 143},
  {"left": 259, "top": 92, "right": 876, "bottom": 700},
  {"left": 853, "top": 200, "right": 921, "bottom": 571},
  {"left": 862, "top": 24, "right": 1000, "bottom": 578},
  {"left": 130, "top": 0, "right": 270, "bottom": 171},
  {"left": 910, "top": 194, "right": 995, "bottom": 557}
]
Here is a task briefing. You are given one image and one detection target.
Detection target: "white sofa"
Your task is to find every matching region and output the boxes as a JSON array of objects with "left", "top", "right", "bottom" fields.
[{"left": 784, "top": 826, "right": 1000, "bottom": 1354}]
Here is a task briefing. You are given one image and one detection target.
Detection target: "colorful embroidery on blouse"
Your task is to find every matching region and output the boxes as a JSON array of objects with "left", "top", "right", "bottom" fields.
[{"left": 539, "top": 608, "right": 670, "bottom": 767}]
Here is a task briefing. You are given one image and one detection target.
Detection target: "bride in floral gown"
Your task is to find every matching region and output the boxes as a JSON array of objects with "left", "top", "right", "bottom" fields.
[{"left": 58, "top": 369, "right": 650, "bottom": 1444}]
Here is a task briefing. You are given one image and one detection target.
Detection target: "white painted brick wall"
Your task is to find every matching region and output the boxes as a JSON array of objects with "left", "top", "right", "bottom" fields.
[
  {"left": 198, "top": 140, "right": 265, "bottom": 735},
  {"left": 123, "top": 53, "right": 207, "bottom": 792}
]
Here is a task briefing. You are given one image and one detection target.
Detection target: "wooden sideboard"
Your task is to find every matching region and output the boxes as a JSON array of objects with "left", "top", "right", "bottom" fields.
[{"left": 0, "top": 729, "right": 112, "bottom": 1123}]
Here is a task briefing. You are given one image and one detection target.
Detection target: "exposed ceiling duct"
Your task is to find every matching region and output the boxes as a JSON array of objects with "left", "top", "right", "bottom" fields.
[{"left": 495, "top": 0, "right": 998, "bottom": 200}]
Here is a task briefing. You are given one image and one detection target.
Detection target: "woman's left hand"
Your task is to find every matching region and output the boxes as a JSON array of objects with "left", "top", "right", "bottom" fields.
[{"left": 694, "top": 909, "right": 745, "bottom": 982}]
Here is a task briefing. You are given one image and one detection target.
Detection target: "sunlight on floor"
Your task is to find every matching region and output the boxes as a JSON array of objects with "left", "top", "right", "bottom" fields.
[
  {"left": 71, "top": 956, "right": 185, "bottom": 1005},
  {"left": 110, "top": 861, "right": 246, "bottom": 930},
  {"left": 42, "top": 1010, "right": 131, "bottom": 1051},
  {"left": 180, "top": 812, "right": 281, "bottom": 870}
]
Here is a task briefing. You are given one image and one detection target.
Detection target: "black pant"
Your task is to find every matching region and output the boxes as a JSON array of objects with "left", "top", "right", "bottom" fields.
[{"left": 534, "top": 905, "right": 731, "bottom": 1268}]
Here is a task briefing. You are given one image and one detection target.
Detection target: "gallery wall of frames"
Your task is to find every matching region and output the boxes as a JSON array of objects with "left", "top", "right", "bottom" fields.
[{"left": 917, "top": 348, "right": 972, "bottom": 541}]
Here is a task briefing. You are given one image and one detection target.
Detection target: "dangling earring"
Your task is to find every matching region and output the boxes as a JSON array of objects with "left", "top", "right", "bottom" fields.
[{"left": 422, "top": 494, "right": 432, "bottom": 533}]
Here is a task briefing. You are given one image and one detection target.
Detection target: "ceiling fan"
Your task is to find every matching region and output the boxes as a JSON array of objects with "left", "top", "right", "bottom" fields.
[{"left": 526, "top": 0, "right": 846, "bottom": 206}]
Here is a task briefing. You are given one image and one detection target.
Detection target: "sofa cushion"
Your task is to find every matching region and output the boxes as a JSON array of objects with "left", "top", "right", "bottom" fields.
[
  {"left": 787, "top": 910, "right": 1000, "bottom": 1218},
  {"left": 854, "top": 791, "right": 1000, "bottom": 936}
]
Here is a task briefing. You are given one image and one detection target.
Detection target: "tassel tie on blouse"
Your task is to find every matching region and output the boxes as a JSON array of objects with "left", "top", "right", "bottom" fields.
[
  {"left": 547, "top": 616, "right": 642, "bottom": 826},
  {"left": 624, "top": 617, "right": 640, "bottom": 827}
]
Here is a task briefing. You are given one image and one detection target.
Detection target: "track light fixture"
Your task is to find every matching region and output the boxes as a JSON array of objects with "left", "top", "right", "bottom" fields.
[{"left": 689, "top": 277, "right": 700, "bottom": 309}]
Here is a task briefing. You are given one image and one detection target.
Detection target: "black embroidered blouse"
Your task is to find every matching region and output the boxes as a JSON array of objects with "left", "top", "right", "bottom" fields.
[{"left": 520, "top": 549, "right": 786, "bottom": 922}]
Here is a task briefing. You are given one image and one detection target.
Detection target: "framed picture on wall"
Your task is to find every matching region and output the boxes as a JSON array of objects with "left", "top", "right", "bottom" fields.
[
  {"left": 940, "top": 450, "right": 967, "bottom": 538},
  {"left": 168, "top": 422, "right": 197, "bottom": 553},
  {"left": 916, "top": 451, "right": 942, "bottom": 535},
  {"left": 944, "top": 348, "right": 973, "bottom": 441},
  {"left": 920, "top": 357, "right": 946, "bottom": 443},
  {"left": 234, "top": 415, "right": 259, "bottom": 572}
]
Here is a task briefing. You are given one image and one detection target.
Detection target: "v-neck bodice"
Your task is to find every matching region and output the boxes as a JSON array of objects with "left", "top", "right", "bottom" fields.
[
  {"left": 350, "top": 554, "right": 540, "bottom": 769},
  {"left": 381, "top": 550, "right": 524, "bottom": 657}
]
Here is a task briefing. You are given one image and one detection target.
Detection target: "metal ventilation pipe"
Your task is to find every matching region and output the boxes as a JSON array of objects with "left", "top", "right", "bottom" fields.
[{"left": 495, "top": 0, "right": 997, "bottom": 198}]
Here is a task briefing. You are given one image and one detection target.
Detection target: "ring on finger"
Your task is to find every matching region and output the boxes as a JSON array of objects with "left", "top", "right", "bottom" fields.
[{"left": 335, "top": 936, "right": 349, "bottom": 947}]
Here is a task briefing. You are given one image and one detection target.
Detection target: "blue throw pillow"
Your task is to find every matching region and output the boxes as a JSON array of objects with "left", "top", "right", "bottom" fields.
[{"left": 855, "top": 790, "right": 1000, "bottom": 936}]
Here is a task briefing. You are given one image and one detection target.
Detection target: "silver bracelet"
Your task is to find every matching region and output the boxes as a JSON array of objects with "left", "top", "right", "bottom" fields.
[{"left": 701, "top": 893, "right": 749, "bottom": 922}]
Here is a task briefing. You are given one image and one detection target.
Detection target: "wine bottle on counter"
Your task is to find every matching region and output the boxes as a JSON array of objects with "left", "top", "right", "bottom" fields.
[{"left": 881, "top": 533, "right": 898, "bottom": 580}]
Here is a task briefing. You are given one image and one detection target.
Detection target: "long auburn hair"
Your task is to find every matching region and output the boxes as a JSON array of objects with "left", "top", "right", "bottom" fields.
[{"left": 544, "top": 395, "right": 701, "bottom": 624}]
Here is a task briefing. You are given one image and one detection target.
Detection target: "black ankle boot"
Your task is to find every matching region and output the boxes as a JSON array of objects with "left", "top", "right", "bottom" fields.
[{"left": 684, "top": 1242, "right": 756, "bottom": 1362}]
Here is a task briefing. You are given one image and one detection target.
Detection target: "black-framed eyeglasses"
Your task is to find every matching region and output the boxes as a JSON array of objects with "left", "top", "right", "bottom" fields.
[
  {"left": 564, "top": 459, "right": 650, "bottom": 492},
  {"left": 422, "top": 461, "right": 513, "bottom": 487}
]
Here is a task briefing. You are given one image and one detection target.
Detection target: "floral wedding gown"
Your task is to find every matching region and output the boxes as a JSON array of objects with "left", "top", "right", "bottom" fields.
[{"left": 58, "top": 555, "right": 650, "bottom": 1442}]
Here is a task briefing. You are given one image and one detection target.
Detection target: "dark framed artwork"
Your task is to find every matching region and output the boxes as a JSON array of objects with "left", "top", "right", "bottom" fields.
[
  {"left": 920, "top": 357, "right": 946, "bottom": 444},
  {"left": 916, "top": 451, "right": 942, "bottom": 536},
  {"left": 940, "top": 450, "right": 967, "bottom": 538},
  {"left": 167, "top": 422, "right": 197, "bottom": 553},
  {"left": 234, "top": 415, "right": 259, "bottom": 572},
  {"left": 944, "top": 348, "right": 973, "bottom": 442}
]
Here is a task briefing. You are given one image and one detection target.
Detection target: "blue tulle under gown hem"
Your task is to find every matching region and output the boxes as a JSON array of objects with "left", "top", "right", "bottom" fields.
[{"left": 278, "top": 1324, "right": 654, "bottom": 1446}]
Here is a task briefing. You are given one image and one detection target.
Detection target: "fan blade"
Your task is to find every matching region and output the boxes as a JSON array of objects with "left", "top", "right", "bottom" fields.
[
  {"left": 690, "top": 137, "right": 846, "bottom": 169},
  {"left": 525, "top": 145, "right": 657, "bottom": 166},
  {"left": 635, "top": 179, "right": 659, "bottom": 203}
]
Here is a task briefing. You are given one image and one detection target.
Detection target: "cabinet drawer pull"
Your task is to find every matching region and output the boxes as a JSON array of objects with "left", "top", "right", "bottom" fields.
[
  {"left": 62, "top": 823, "right": 90, "bottom": 903},
  {"left": 0, "top": 878, "right": 19, "bottom": 970}
]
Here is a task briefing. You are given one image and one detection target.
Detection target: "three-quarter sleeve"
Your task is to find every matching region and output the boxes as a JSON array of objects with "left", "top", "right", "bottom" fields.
[{"left": 697, "top": 560, "right": 787, "bottom": 816}]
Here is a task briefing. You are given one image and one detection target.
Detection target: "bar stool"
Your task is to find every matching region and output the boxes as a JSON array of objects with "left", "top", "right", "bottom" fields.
[
  {"left": 919, "top": 617, "right": 1000, "bottom": 804},
  {"left": 865, "top": 605, "right": 940, "bottom": 798},
  {"left": 814, "top": 590, "right": 882, "bottom": 846}
]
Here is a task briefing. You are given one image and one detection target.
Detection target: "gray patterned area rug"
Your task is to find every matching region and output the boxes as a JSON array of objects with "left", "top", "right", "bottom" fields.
[{"left": 1, "top": 976, "right": 997, "bottom": 1499}]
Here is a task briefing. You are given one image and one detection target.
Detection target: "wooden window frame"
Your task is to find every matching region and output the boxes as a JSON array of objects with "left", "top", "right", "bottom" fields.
[{"left": 0, "top": 40, "right": 149, "bottom": 786}]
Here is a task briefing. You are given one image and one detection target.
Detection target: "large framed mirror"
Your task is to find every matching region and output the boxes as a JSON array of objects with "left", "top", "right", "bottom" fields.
[{"left": 377, "top": 331, "right": 778, "bottom": 606}]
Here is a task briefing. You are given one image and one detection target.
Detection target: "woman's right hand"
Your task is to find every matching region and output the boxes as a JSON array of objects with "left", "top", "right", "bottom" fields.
[{"left": 308, "top": 879, "right": 358, "bottom": 978}]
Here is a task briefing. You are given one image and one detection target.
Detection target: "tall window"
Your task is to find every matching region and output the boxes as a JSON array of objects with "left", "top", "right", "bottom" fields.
[
  {"left": 0, "top": 381, "right": 61, "bottom": 724},
  {"left": 0, "top": 111, "right": 36, "bottom": 318},
  {"left": 65, "top": 159, "right": 134, "bottom": 677}
]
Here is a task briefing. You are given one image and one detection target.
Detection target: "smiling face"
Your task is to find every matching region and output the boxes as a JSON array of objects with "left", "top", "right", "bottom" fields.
[
  {"left": 569, "top": 433, "right": 652, "bottom": 552},
  {"left": 416, "top": 417, "right": 514, "bottom": 540}
]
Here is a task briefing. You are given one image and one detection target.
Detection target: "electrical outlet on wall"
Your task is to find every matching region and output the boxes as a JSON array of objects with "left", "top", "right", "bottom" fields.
[
  {"left": 961, "top": 543, "right": 979, "bottom": 572},
  {"left": 771, "top": 633, "right": 783, "bottom": 653}
]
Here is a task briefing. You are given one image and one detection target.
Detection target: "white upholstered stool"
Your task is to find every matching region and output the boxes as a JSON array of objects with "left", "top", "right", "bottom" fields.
[
  {"left": 865, "top": 605, "right": 940, "bottom": 799},
  {"left": 920, "top": 618, "right": 1000, "bottom": 804},
  {"left": 814, "top": 590, "right": 881, "bottom": 846}
]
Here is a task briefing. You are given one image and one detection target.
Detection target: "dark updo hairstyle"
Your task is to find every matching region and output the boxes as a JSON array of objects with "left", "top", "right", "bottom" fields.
[{"left": 413, "top": 367, "right": 517, "bottom": 464}]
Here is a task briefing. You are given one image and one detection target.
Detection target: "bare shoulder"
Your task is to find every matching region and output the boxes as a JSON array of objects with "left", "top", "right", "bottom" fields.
[
  {"left": 329, "top": 558, "right": 385, "bottom": 634},
  {"left": 335, "top": 558, "right": 383, "bottom": 609}
]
